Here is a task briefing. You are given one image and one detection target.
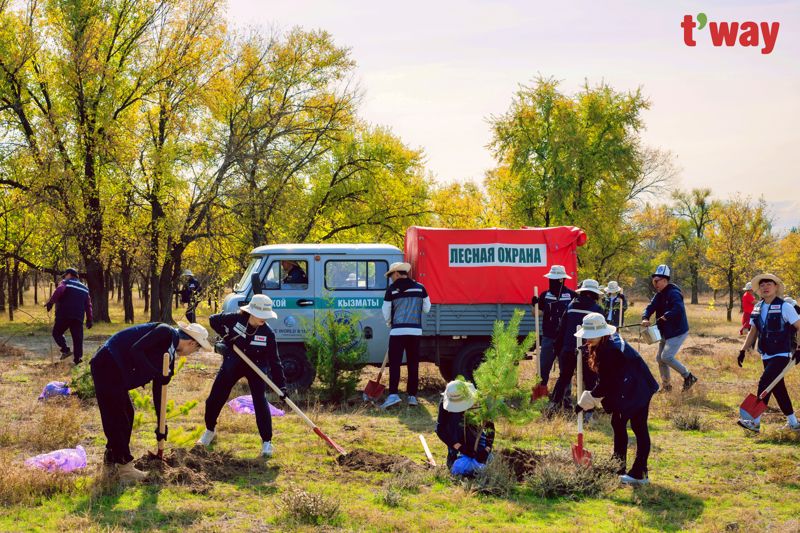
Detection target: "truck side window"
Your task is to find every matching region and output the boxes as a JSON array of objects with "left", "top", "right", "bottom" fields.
[
  {"left": 260, "top": 260, "right": 308, "bottom": 291},
  {"left": 325, "top": 260, "right": 388, "bottom": 290}
]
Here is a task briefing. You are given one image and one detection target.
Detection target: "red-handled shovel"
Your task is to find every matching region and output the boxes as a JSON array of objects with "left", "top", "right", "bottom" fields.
[
  {"left": 572, "top": 344, "right": 592, "bottom": 466},
  {"left": 531, "top": 287, "right": 549, "bottom": 401},
  {"left": 740, "top": 357, "right": 796, "bottom": 420},
  {"left": 231, "top": 345, "right": 347, "bottom": 455},
  {"left": 363, "top": 351, "right": 389, "bottom": 401}
]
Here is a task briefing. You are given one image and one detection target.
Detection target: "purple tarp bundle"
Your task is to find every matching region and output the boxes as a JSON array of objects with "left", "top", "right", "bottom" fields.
[
  {"left": 227, "top": 395, "right": 285, "bottom": 417},
  {"left": 38, "top": 381, "right": 71, "bottom": 400},
  {"left": 25, "top": 445, "right": 86, "bottom": 473}
]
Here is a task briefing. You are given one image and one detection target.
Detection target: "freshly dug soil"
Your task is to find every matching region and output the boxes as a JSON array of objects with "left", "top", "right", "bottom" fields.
[
  {"left": 716, "top": 336, "right": 741, "bottom": 344},
  {"left": 336, "top": 448, "right": 421, "bottom": 473},
  {"left": 684, "top": 345, "right": 712, "bottom": 355},
  {"left": 135, "top": 446, "right": 262, "bottom": 494},
  {"left": 498, "top": 447, "right": 543, "bottom": 481}
]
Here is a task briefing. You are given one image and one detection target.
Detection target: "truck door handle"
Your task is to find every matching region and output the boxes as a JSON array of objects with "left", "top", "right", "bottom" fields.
[{"left": 297, "top": 299, "right": 315, "bottom": 307}]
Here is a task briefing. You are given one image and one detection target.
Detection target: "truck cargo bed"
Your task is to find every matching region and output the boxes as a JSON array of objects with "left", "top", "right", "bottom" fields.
[{"left": 422, "top": 304, "right": 541, "bottom": 336}]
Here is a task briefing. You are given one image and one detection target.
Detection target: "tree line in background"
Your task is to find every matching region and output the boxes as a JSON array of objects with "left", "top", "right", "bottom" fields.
[{"left": 0, "top": 1, "right": 794, "bottom": 325}]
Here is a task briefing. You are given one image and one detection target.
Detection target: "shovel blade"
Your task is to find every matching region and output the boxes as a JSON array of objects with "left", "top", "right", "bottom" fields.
[
  {"left": 363, "top": 380, "right": 385, "bottom": 400},
  {"left": 740, "top": 393, "right": 767, "bottom": 419},
  {"left": 531, "top": 383, "right": 549, "bottom": 401},
  {"left": 571, "top": 443, "right": 592, "bottom": 466}
]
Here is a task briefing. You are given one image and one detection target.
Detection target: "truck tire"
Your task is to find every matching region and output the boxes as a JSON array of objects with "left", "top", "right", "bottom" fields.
[
  {"left": 278, "top": 344, "right": 315, "bottom": 391},
  {"left": 453, "top": 342, "right": 490, "bottom": 383}
]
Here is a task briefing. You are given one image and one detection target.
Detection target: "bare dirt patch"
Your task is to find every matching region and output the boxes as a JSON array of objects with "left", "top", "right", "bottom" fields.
[
  {"left": 716, "top": 337, "right": 741, "bottom": 344},
  {"left": 336, "top": 448, "right": 422, "bottom": 473},
  {"left": 497, "top": 447, "right": 543, "bottom": 481},
  {"left": 685, "top": 345, "right": 714, "bottom": 355},
  {"left": 134, "top": 446, "right": 263, "bottom": 494}
]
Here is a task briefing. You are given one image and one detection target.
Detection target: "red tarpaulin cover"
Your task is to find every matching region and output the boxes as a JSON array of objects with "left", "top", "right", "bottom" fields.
[{"left": 405, "top": 226, "right": 587, "bottom": 304}]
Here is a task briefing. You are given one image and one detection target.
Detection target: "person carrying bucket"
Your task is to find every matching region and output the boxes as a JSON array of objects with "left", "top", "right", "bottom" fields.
[
  {"left": 435, "top": 379, "right": 495, "bottom": 475},
  {"left": 737, "top": 274, "right": 800, "bottom": 433},
  {"left": 531, "top": 265, "right": 578, "bottom": 392},
  {"left": 199, "top": 294, "right": 287, "bottom": 457},
  {"left": 574, "top": 313, "right": 659, "bottom": 485},
  {"left": 641, "top": 264, "right": 698, "bottom": 392}
]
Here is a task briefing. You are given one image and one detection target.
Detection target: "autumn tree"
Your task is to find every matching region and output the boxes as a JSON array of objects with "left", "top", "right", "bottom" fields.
[
  {"left": 704, "top": 197, "right": 774, "bottom": 321},
  {"left": 774, "top": 230, "right": 800, "bottom": 298},
  {"left": 672, "top": 188, "right": 716, "bottom": 304}
]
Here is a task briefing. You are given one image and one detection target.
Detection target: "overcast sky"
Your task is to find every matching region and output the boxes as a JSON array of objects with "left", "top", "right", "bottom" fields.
[{"left": 226, "top": 0, "right": 799, "bottom": 230}]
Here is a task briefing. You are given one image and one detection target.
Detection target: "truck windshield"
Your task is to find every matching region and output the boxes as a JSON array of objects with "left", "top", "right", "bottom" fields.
[{"left": 233, "top": 257, "right": 263, "bottom": 293}]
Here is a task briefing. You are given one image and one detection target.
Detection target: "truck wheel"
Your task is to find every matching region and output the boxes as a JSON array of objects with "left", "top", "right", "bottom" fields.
[
  {"left": 453, "top": 342, "right": 490, "bottom": 383},
  {"left": 279, "top": 345, "right": 315, "bottom": 391}
]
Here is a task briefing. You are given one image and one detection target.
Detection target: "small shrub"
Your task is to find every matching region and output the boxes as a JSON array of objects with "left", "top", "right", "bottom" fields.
[
  {"left": 0, "top": 452, "right": 78, "bottom": 505},
  {"left": 525, "top": 451, "right": 619, "bottom": 499},
  {"left": 69, "top": 363, "right": 95, "bottom": 399},
  {"left": 672, "top": 412, "right": 703, "bottom": 431},
  {"left": 26, "top": 397, "right": 85, "bottom": 451},
  {"left": 382, "top": 487, "right": 403, "bottom": 507},
  {"left": 464, "top": 456, "right": 517, "bottom": 497},
  {"left": 383, "top": 469, "right": 430, "bottom": 493},
  {"left": 282, "top": 487, "right": 341, "bottom": 526},
  {"left": 304, "top": 307, "right": 367, "bottom": 403}
]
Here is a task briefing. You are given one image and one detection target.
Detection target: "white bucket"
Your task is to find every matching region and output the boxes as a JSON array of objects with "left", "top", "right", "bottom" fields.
[{"left": 641, "top": 325, "right": 662, "bottom": 345}]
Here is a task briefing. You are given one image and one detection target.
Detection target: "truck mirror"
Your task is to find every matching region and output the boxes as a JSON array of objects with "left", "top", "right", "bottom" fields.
[
  {"left": 251, "top": 273, "right": 262, "bottom": 295},
  {"left": 363, "top": 326, "right": 373, "bottom": 340}
]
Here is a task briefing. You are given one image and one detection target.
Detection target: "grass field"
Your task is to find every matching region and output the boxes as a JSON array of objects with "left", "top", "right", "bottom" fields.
[{"left": 1, "top": 294, "right": 799, "bottom": 532}]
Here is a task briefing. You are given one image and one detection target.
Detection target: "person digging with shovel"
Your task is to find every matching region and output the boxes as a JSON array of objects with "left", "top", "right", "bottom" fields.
[
  {"left": 435, "top": 379, "right": 495, "bottom": 475},
  {"left": 90, "top": 321, "right": 212, "bottom": 484},
  {"left": 199, "top": 294, "right": 287, "bottom": 457},
  {"left": 737, "top": 274, "right": 800, "bottom": 433},
  {"left": 574, "top": 313, "right": 659, "bottom": 485}
]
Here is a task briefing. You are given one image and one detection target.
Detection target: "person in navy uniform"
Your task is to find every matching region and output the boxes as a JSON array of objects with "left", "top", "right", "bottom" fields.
[
  {"left": 602, "top": 281, "right": 628, "bottom": 327},
  {"left": 574, "top": 313, "right": 659, "bottom": 485},
  {"left": 281, "top": 260, "right": 308, "bottom": 285},
  {"left": 531, "top": 265, "right": 578, "bottom": 391},
  {"left": 737, "top": 274, "right": 800, "bottom": 433},
  {"left": 45, "top": 268, "right": 93, "bottom": 364},
  {"left": 179, "top": 269, "right": 201, "bottom": 323},
  {"left": 198, "top": 294, "right": 287, "bottom": 458},
  {"left": 90, "top": 321, "right": 211, "bottom": 483}
]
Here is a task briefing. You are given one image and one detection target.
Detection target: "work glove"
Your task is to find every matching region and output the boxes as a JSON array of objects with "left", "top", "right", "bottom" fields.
[
  {"left": 530, "top": 295, "right": 539, "bottom": 306},
  {"left": 154, "top": 425, "right": 168, "bottom": 442},
  {"left": 86, "top": 320, "right": 93, "bottom": 330},
  {"left": 737, "top": 349, "right": 746, "bottom": 367},
  {"left": 278, "top": 386, "right": 289, "bottom": 400},
  {"left": 793, "top": 350, "right": 800, "bottom": 365},
  {"left": 577, "top": 390, "right": 602, "bottom": 411}
]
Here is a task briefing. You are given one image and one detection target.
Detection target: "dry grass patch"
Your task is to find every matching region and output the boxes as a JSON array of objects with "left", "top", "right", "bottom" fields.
[
  {"left": 0, "top": 451, "right": 79, "bottom": 505},
  {"left": 525, "top": 451, "right": 620, "bottom": 499},
  {"left": 25, "top": 396, "right": 86, "bottom": 451},
  {"left": 672, "top": 411, "right": 704, "bottom": 431},
  {"left": 281, "top": 486, "right": 341, "bottom": 526}
]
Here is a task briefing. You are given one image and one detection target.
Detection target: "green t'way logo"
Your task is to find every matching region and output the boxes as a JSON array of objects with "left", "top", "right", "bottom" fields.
[{"left": 449, "top": 244, "right": 546, "bottom": 267}]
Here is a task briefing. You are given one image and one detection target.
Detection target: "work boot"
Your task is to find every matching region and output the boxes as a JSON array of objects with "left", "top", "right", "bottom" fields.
[
  {"left": 619, "top": 473, "right": 649, "bottom": 486},
  {"left": 660, "top": 383, "right": 672, "bottom": 393},
  {"left": 682, "top": 373, "right": 698, "bottom": 392},
  {"left": 407, "top": 396, "right": 418, "bottom": 406},
  {"left": 380, "top": 394, "right": 401, "bottom": 409},
  {"left": 261, "top": 441, "right": 274, "bottom": 458},
  {"left": 197, "top": 429, "right": 216, "bottom": 447},
  {"left": 117, "top": 461, "right": 148, "bottom": 484},
  {"left": 59, "top": 349, "right": 72, "bottom": 360},
  {"left": 780, "top": 421, "right": 800, "bottom": 431},
  {"left": 737, "top": 419, "right": 760, "bottom": 433}
]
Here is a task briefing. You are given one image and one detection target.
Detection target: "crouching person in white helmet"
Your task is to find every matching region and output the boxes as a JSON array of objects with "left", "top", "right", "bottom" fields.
[
  {"left": 90, "top": 321, "right": 212, "bottom": 484},
  {"left": 199, "top": 294, "right": 287, "bottom": 458},
  {"left": 575, "top": 313, "right": 659, "bottom": 485}
]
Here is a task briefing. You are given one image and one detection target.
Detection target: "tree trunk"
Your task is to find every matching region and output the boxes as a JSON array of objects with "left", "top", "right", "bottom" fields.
[
  {"left": 726, "top": 272, "right": 734, "bottom": 322},
  {"left": 0, "top": 267, "right": 5, "bottom": 312},
  {"left": 7, "top": 263, "right": 14, "bottom": 321},
  {"left": 84, "top": 256, "right": 109, "bottom": 322},
  {"left": 142, "top": 275, "right": 150, "bottom": 314},
  {"left": 120, "top": 251, "right": 135, "bottom": 324},
  {"left": 33, "top": 270, "right": 38, "bottom": 305},
  {"left": 690, "top": 264, "right": 699, "bottom": 305},
  {"left": 117, "top": 274, "right": 122, "bottom": 303},
  {"left": 16, "top": 266, "right": 23, "bottom": 307},
  {"left": 11, "top": 261, "right": 20, "bottom": 311}
]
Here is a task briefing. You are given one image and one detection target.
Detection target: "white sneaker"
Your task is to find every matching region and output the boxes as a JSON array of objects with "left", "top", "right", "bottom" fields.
[
  {"left": 737, "top": 419, "right": 761, "bottom": 433},
  {"left": 619, "top": 474, "right": 649, "bottom": 486},
  {"left": 197, "top": 429, "right": 216, "bottom": 447},
  {"left": 261, "top": 441, "right": 273, "bottom": 457},
  {"left": 781, "top": 421, "right": 800, "bottom": 431},
  {"left": 407, "top": 396, "right": 418, "bottom": 406},
  {"left": 380, "top": 394, "right": 402, "bottom": 409}
]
